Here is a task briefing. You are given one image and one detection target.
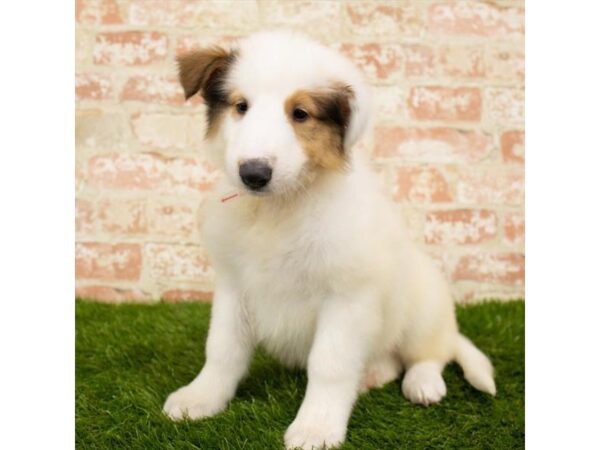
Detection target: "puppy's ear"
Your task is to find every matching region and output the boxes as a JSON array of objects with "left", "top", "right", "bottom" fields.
[
  {"left": 313, "top": 84, "right": 354, "bottom": 140},
  {"left": 176, "top": 47, "right": 235, "bottom": 100}
]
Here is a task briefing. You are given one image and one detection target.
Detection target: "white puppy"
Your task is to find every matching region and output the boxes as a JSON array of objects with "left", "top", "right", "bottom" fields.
[{"left": 163, "top": 30, "right": 495, "bottom": 449}]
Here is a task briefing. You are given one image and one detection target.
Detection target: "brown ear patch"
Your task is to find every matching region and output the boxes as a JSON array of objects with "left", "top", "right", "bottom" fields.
[
  {"left": 176, "top": 47, "right": 236, "bottom": 136},
  {"left": 285, "top": 85, "right": 354, "bottom": 170}
]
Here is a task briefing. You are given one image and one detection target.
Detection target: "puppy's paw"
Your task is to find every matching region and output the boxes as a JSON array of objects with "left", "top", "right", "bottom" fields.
[
  {"left": 402, "top": 363, "right": 447, "bottom": 406},
  {"left": 284, "top": 419, "right": 345, "bottom": 449},
  {"left": 163, "top": 383, "right": 227, "bottom": 421}
]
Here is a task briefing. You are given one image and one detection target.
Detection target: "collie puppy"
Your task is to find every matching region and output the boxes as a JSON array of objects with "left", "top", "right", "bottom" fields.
[{"left": 163, "top": 30, "right": 495, "bottom": 449}]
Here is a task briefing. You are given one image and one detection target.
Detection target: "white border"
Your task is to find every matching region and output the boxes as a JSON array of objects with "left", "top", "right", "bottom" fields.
[
  {"left": 527, "top": 2, "right": 600, "bottom": 448},
  {"left": 0, "top": 2, "right": 74, "bottom": 449}
]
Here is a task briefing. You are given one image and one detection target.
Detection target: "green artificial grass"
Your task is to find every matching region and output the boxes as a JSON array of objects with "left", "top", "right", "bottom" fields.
[{"left": 76, "top": 300, "right": 524, "bottom": 450}]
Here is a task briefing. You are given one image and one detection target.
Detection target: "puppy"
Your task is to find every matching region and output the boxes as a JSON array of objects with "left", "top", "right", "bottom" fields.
[{"left": 163, "top": 30, "right": 496, "bottom": 450}]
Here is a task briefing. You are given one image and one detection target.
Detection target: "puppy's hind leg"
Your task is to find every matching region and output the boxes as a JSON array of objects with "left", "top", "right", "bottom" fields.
[
  {"left": 401, "top": 360, "right": 447, "bottom": 406},
  {"left": 359, "top": 352, "right": 403, "bottom": 394}
]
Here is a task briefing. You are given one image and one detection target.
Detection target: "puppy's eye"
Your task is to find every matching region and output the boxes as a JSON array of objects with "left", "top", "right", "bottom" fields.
[
  {"left": 292, "top": 108, "right": 309, "bottom": 122},
  {"left": 235, "top": 101, "right": 248, "bottom": 115}
]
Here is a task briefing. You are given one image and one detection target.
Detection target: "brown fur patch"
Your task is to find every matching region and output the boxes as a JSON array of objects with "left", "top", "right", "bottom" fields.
[
  {"left": 176, "top": 47, "right": 236, "bottom": 136},
  {"left": 284, "top": 85, "right": 354, "bottom": 170}
]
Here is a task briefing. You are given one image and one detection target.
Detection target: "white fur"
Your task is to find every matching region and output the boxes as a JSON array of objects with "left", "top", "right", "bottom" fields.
[{"left": 164, "top": 30, "right": 495, "bottom": 450}]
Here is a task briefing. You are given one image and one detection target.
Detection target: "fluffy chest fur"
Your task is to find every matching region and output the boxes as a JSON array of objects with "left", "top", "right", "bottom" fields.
[
  {"left": 203, "top": 171, "right": 382, "bottom": 367},
  {"left": 238, "top": 215, "right": 334, "bottom": 366}
]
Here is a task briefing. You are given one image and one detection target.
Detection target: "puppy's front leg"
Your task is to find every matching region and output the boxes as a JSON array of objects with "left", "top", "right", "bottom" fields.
[
  {"left": 163, "top": 281, "right": 253, "bottom": 420},
  {"left": 285, "top": 293, "right": 378, "bottom": 450}
]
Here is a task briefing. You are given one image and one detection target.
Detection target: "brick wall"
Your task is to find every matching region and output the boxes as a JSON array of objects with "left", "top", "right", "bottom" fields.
[{"left": 75, "top": 0, "right": 525, "bottom": 304}]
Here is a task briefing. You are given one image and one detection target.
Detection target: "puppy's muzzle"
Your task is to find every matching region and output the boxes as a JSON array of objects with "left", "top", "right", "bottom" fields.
[{"left": 239, "top": 159, "right": 272, "bottom": 190}]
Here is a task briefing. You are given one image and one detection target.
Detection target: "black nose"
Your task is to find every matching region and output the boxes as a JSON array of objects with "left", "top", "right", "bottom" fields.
[{"left": 239, "top": 159, "right": 272, "bottom": 190}]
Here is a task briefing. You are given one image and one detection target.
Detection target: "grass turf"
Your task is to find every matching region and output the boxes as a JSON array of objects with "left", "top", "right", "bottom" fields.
[{"left": 76, "top": 300, "right": 524, "bottom": 450}]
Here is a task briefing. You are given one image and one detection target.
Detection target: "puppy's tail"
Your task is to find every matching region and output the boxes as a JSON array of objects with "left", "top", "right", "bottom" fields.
[{"left": 454, "top": 334, "right": 496, "bottom": 395}]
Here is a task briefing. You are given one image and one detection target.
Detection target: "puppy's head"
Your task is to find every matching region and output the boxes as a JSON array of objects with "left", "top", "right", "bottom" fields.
[{"left": 177, "top": 31, "right": 371, "bottom": 197}]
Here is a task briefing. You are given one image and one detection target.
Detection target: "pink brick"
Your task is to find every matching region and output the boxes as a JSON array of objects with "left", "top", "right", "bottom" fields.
[
  {"left": 486, "top": 46, "right": 525, "bottom": 81},
  {"left": 148, "top": 200, "right": 197, "bottom": 238},
  {"left": 76, "top": 243, "right": 142, "bottom": 281},
  {"left": 121, "top": 74, "right": 200, "bottom": 105},
  {"left": 339, "top": 43, "right": 403, "bottom": 82},
  {"left": 408, "top": 87, "right": 481, "bottom": 121},
  {"left": 98, "top": 198, "right": 147, "bottom": 234},
  {"left": 161, "top": 289, "right": 212, "bottom": 303},
  {"left": 176, "top": 35, "right": 240, "bottom": 54},
  {"left": 453, "top": 252, "right": 524, "bottom": 285},
  {"left": 129, "top": 0, "right": 259, "bottom": 31},
  {"left": 93, "top": 31, "right": 168, "bottom": 66},
  {"left": 428, "top": 2, "right": 524, "bottom": 38},
  {"left": 146, "top": 244, "right": 213, "bottom": 282},
  {"left": 425, "top": 209, "right": 496, "bottom": 245},
  {"left": 76, "top": 73, "right": 115, "bottom": 101},
  {"left": 87, "top": 153, "right": 218, "bottom": 193},
  {"left": 404, "top": 45, "right": 435, "bottom": 77},
  {"left": 76, "top": 285, "right": 152, "bottom": 303},
  {"left": 262, "top": 1, "right": 342, "bottom": 39},
  {"left": 128, "top": 0, "right": 199, "bottom": 27},
  {"left": 485, "top": 87, "right": 524, "bottom": 125},
  {"left": 75, "top": 199, "right": 94, "bottom": 234},
  {"left": 393, "top": 166, "right": 452, "bottom": 204},
  {"left": 345, "top": 2, "right": 424, "bottom": 37},
  {"left": 375, "top": 127, "right": 492, "bottom": 163},
  {"left": 438, "top": 46, "right": 485, "bottom": 78},
  {"left": 504, "top": 212, "right": 525, "bottom": 246},
  {"left": 456, "top": 169, "right": 524, "bottom": 205},
  {"left": 76, "top": 0, "right": 123, "bottom": 24},
  {"left": 501, "top": 130, "right": 525, "bottom": 164}
]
